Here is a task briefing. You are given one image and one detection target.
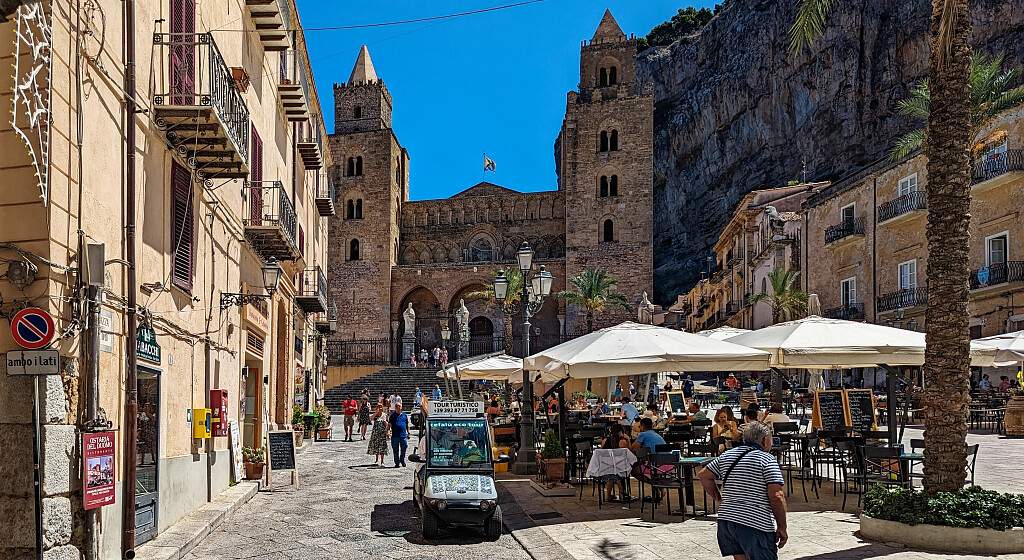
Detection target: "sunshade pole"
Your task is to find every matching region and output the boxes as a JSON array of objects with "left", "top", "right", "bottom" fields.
[
  {"left": 557, "top": 383, "right": 568, "bottom": 483},
  {"left": 881, "top": 364, "right": 899, "bottom": 447},
  {"left": 455, "top": 363, "right": 464, "bottom": 399}
]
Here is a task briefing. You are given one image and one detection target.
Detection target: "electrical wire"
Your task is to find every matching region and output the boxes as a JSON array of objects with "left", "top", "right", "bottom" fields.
[{"left": 302, "top": 0, "right": 545, "bottom": 31}]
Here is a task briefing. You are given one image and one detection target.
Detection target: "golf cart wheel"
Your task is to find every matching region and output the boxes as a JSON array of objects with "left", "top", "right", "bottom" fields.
[
  {"left": 422, "top": 508, "right": 440, "bottom": 539},
  {"left": 485, "top": 505, "right": 503, "bottom": 541}
]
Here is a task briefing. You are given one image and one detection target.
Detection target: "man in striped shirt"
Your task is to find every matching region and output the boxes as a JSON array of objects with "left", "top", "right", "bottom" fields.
[{"left": 698, "top": 422, "right": 788, "bottom": 560}]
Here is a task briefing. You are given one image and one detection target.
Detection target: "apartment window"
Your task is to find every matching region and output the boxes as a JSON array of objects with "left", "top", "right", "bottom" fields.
[
  {"left": 840, "top": 277, "right": 856, "bottom": 306},
  {"left": 986, "top": 232, "right": 1008, "bottom": 267},
  {"left": 898, "top": 173, "right": 918, "bottom": 197},
  {"left": 899, "top": 260, "right": 917, "bottom": 290},
  {"left": 170, "top": 161, "right": 195, "bottom": 291},
  {"left": 840, "top": 203, "right": 855, "bottom": 223}
]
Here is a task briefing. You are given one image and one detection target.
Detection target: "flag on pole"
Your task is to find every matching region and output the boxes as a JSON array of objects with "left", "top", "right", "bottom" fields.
[{"left": 483, "top": 154, "right": 496, "bottom": 172}]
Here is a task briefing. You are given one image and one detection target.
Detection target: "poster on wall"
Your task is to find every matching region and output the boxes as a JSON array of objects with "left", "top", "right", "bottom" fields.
[{"left": 83, "top": 431, "right": 117, "bottom": 510}]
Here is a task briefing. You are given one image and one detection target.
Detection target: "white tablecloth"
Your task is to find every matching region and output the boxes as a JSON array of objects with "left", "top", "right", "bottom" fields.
[{"left": 586, "top": 448, "right": 637, "bottom": 478}]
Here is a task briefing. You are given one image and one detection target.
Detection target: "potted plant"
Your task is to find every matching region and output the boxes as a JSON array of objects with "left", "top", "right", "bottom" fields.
[
  {"left": 1005, "top": 370, "right": 1024, "bottom": 436},
  {"left": 291, "top": 405, "right": 306, "bottom": 446},
  {"left": 292, "top": 423, "right": 305, "bottom": 447},
  {"left": 314, "top": 404, "right": 332, "bottom": 441},
  {"left": 540, "top": 429, "right": 566, "bottom": 482},
  {"left": 242, "top": 446, "right": 265, "bottom": 480}
]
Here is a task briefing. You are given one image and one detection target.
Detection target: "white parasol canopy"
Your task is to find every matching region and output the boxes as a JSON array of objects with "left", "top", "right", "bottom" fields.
[
  {"left": 974, "top": 330, "right": 1024, "bottom": 367},
  {"left": 696, "top": 326, "right": 752, "bottom": 340},
  {"left": 524, "top": 321, "right": 772, "bottom": 379},
  {"left": 437, "top": 353, "right": 524, "bottom": 382},
  {"left": 725, "top": 315, "right": 997, "bottom": 368}
]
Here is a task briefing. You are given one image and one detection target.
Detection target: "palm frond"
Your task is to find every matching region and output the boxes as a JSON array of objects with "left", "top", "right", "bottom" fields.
[
  {"left": 788, "top": 0, "right": 834, "bottom": 55},
  {"left": 896, "top": 82, "right": 930, "bottom": 120},
  {"left": 986, "top": 85, "right": 1024, "bottom": 118},
  {"left": 890, "top": 129, "right": 926, "bottom": 161}
]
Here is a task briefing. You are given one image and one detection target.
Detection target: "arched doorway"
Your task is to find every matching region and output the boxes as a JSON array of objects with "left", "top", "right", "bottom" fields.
[{"left": 468, "top": 316, "right": 494, "bottom": 356}]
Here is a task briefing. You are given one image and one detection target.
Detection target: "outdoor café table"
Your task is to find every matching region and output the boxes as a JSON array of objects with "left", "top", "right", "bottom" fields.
[
  {"left": 586, "top": 448, "right": 637, "bottom": 503},
  {"left": 900, "top": 450, "right": 924, "bottom": 487},
  {"left": 668, "top": 456, "right": 712, "bottom": 517}
]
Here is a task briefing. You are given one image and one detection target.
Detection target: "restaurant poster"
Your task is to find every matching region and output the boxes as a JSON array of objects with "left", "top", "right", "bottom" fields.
[{"left": 83, "top": 431, "right": 116, "bottom": 510}]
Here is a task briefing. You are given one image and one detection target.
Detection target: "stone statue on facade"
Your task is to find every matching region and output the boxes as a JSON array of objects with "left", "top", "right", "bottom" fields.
[
  {"left": 638, "top": 291, "right": 655, "bottom": 324},
  {"left": 455, "top": 299, "right": 471, "bottom": 357},
  {"left": 403, "top": 303, "right": 416, "bottom": 336}
]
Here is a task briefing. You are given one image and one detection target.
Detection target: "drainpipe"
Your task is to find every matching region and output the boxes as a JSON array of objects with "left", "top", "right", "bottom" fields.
[
  {"left": 871, "top": 177, "right": 878, "bottom": 323},
  {"left": 122, "top": 0, "right": 140, "bottom": 556}
]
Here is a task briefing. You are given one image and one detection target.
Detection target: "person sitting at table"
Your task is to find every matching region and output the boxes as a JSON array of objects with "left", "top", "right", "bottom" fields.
[
  {"left": 740, "top": 404, "right": 760, "bottom": 427},
  {"left": 598, "top": 423, "right": 631, "bottom": 500},
  {"left": 712, "top": 406, "right": 740, "bottom": 453},
  {"left": 548, "top": 396, "right": 560, "bottom": 414},
  {"left": 620, "top": 397, "right": 640, "bottom": 426},
  {"left": 631, "top": 417, "right": 667, "bottom": 454},
  {"left": 676, "top": 403, "right": 709, "bottom": 425},
  {"left": 978, "top": 374, "right": 992, "bottom": 392},
  {"left": 999, "top": 375, "right": 1011, "bottom": 392},
  {"left": 591, "top": 398, "right": 610, "bottom": 416},
  {"left": 487, "top": 398, "right": 503, "bottom": 422},
  {"left": 761, "top": 402, "right": 791, "bottom": 425}
]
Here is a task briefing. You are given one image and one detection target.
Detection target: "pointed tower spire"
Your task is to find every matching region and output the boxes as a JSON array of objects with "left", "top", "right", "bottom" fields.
[
  {"left": 348, "top": 45, "right": 379, "bottom": 85},
  {"left": 591, "top": 9, "right": 626, "bottom": 43}
]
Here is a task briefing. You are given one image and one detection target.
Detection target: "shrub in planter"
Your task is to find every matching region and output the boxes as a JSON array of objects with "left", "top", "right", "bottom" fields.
[
  {"left": 863, "top": 485, "right": 1024, "bottom": 531},
  {"left": 241, "top": 446, "right": 265, "bottom": 480},
  {"left": 540, "top": 429, "right": 565, "bottom": 481}
]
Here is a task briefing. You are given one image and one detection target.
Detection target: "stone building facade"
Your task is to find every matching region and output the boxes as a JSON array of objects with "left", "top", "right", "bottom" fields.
[{"left": 328, "top": 10, "right": 653, "bottom": 356}]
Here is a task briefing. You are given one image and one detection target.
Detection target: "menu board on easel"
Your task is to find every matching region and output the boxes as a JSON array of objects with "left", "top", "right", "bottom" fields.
[
  {"left": 266, "top": 430, "right": 298, "bottom": 489},
  {"left": 844, "top": 389, "right": 876, "bottom": 433},
  {"left": 666, "top": 392, "right": 686, "bottom": 414},
  {"left": 812, "top": 390, "right": 847, "bottom": 430}
]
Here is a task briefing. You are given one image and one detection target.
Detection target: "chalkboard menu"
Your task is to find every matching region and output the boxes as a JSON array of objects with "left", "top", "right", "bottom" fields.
[
  {"left": 845, "top": 389, "right": 876, "bottom": 432},
  {"left": 667, "top": 392, "right": 686, "bottom": 414},
  {"left": 268, "top": 431, "right": 296, "bottom": 471},
  {"left": 813, "top": 390, "right": 846, "bottom": 431}
]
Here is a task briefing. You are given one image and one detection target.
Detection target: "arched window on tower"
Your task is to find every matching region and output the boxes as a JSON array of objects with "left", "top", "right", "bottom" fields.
[
  {"left": 599, "top": 176, "right": 609, "bottom": 197},
  {"left": 609, "top": 66, "right": 617, "bottom": 85},
  {"left": 354, "top": 106, "right": 362, "bottom": 118},
  {"left": 355, "top": 199, "right": 363, "bottom": 219},
  {"left": 602, "top": 219, "right": 615, "bottom": 243},
  {"left": 349, "top": 239, "right": 361, "bottom": 261},
  {"left": 355, "top": 156, "right": 364, "bottom": 176},
  {"left": 599, "top": 131, "right": 609, "bottom": 152},
  {"left": 346, "top": 157, "right": 355, "bottom": 177},
  {"left": 610, "top": 130, "right": 619, "bottom": 151},
  {"left": 599, "top": 67, "right": 608, "bottom": 87},
  {"left": 346, "top": 199, "right": 355, "bottom": 219},
  {"left": 610, "top": 175, "right": 619, "bottom": 197}
]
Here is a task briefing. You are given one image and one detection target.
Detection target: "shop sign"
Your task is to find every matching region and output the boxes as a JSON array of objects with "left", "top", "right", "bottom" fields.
[
  {"left": 83, "top": 431, "right": 116, "bottom": 510},
  {"left": 431, "top": 401, "right": 485, "bottom": 417},
  {"left": 137, "top": 325, "right": 161, "bottom": 364}
]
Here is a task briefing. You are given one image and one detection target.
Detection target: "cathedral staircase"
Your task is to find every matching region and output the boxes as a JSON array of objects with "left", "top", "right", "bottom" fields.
[{"left": 323, "top": 367, "right": 472, "bottom": 413}]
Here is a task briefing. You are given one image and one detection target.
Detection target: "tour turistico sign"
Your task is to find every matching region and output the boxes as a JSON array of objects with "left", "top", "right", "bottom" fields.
[{"left": 136, "top": 324, "right": 161, "bottom": 364}]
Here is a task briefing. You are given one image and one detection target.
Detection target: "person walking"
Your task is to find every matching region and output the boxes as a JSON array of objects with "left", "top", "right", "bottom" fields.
[
  {"left": 388, "top": 403, "right": 410, "bottom": 468},
  {"left": 698, "top": 422, "right": 788, "bottom": 560},
  {"left": 357, "top": 396, "right": 372, "bottom": 440},
  {"left": 683, "top": 374, "right": 695, "bottom": 405},
  {"left": 432, "top": 384, "right": 442, "bottom": 401},
  {"left": 432, "top": 346, "right": 441, "bottom": 368},
  {"left": 414, "top": 386, "right": 423, "bottom": 405},
  {"left": 440, "top": 347, "right": 448, "bottom": 366},
  {"left": 389, "top": 392, "right": 403, "bottom": 412},
  {"left": 367, "top": 404, "right": 389, "bottom": 466},
  {"left": 341, "top": 395, "right": 358, "bottom": 441}
]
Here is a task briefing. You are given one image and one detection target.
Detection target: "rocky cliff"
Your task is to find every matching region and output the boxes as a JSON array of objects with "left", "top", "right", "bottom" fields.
[{"left": 639, "top": 0, "right": 1024, "bottom": 305}]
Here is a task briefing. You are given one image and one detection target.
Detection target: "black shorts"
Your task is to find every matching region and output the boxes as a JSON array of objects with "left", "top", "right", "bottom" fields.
[{"left": 717, "top": 520, "right": 777, "bottom": 560}]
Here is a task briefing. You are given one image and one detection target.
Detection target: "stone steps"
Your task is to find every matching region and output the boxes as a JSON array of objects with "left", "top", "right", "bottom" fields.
[{"left": 323, "top": 367, "right": 472, "bottom": 413}]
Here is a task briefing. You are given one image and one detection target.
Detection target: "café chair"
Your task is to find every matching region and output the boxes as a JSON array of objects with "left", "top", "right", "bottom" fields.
[
  {"left": 639, "top": 452, "right": 684, "bottom": 521},
  {"left": 965, "top": 443, "right": 979, "bottom": 487}
]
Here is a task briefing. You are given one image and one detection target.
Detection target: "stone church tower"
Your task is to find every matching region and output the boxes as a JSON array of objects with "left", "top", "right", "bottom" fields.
[
  {"left": 328, "top": 46, "right": 409, "bottom": 340},
  {"left": 556, "top": 10, "right": 654, "bottom": 331}
]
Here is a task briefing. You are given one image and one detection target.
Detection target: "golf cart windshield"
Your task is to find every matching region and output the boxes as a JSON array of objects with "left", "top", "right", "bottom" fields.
[{"left": 428, "top": 418, "right": 490, "bottom": 467}]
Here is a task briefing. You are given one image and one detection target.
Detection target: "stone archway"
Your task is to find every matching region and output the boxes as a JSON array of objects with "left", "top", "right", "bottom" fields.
[{"left": 468, "top": 316, "right": 495, "bottom": 356}]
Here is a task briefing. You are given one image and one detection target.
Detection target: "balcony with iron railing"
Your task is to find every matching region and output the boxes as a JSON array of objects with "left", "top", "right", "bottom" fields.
[
  {"left": 725, "top": 300, "right": 742, "bottom": 316},
  {"left": 295, "top": 266, "right": 327, "bottom": 313},
  {"left": 243, "top": 181, "right": 300, "bottom": 260},
  {"left": 825, "top": 217, "right": 866, "bottom": 246},
  {"left": 970, "top": 261, "right": 1024, "bottom": 290},
  {"left": 314, "top": 176, "right": 336, "bottom": 217},
  {"left": 152, "top": 33, "right": 250, "bottom": 180},
  {"left": 245, "top": 0, "right": 290, "bottom": 51},
  {"left": 876, "top": 287, "right": 928, "bottom": 313},
  {"left": 972, "top": 149, "right": 1024, "bottom": 192},
  {"left": 298, "top": 114, "right": 324, "bottom": 169},
  {"left": 279, "top": 49, "right": 310, "bottom": 121},
  {"left": 315, "top": 302, "right": 338, "bottom": 334},
  {"left": 824, "top": 303, "right": 865, "bottom": 321},
  {"left": 877, "top": 191, "right": 927, "bottom": 225}
]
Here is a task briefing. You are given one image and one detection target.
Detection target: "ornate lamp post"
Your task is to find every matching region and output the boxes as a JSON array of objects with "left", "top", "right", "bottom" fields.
[{"left": 493, "top": 242, "right": 554, "bottom": 472}]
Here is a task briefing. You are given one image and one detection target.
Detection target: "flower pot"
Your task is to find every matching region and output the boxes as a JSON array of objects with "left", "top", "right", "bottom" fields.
[
  {"left": 293, "top": 430, "right": 304, "bottom": 448},
  {"left": 542, "top": 458, "right": 566, "bottom": 482},
  {"left": 316, "top": 427, "right": 332, "bottom": 442},
  {"left": 1006, "top": 396, "right": 1024, "bottom": 437},
  {"left": 243, "top": 462, "right": 265, "bottom": 481}
]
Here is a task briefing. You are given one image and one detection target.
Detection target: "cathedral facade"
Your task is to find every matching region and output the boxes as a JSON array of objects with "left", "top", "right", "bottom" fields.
[{"left": 327, "top": 10, "right": 653, "bottom": 356}]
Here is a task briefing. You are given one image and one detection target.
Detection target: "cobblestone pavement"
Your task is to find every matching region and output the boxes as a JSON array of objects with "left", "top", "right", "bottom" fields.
[{"left": 183, "top": 424, "right": 531, "bottom": 560}]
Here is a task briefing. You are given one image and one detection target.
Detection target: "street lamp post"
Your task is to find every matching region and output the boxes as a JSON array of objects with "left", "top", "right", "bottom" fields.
[
  {"left": 440, "top": 323, "right": 452, "bottom": 396},
  {"left": 493, "top": 242, "right": 554, "bottom": 473}
]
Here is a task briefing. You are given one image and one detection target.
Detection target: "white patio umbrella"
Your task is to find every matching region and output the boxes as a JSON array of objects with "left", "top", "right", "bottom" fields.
[
  {"left": 974, "top": 330, "right": 1024, "bottom": 367},
  {"left": 696, "top": 326, "right": 751, "bottom": 340},
  {"left": 725, "top": 315, "right": 997, "bottom": 368},
  {"left": 524, "top": 321, "right": 772, "bottom": 379},
  {"left": 437, "top": 353, "right": 525, "bottom": 383}
]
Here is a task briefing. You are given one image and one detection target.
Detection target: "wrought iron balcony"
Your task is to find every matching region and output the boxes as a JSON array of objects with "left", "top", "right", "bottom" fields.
[
  {"left": 876, "top": 287, "right": 928, "bottom": 313},
  {"left": 725, "top": 301, "right": 742, "bottom": 316},
  {"left": 970, "top": 261, "right": 1024, "bottom": 289},
  {"left": 152, "top": 33, "right": 250, "bottom": 180},
  {"left": 295, "top": 266, "right": 327, "bottom": 313},
  {"left": 246, "top": 0, "right": 290, "bottom": 51},
  {"left": 298, "top": 114, "right": 324, "bottom": 169},
  {"left": 243, "top": 181, "right": 301, "bottom": 260},
  {"left": 972, "top": 149, "right": 1024, "bottom": 189},
  {"left": 315, "top": 302, "right": 338, "bottom": 334},
  {"left": 825, "top": 217, "right": 866, "bottom": 245},
  {"left": 279, "top": 49, "right": 309, "bottom": 122},
  {"left": 314, "top": 177, "right": 336, "bottom": 217},
  {"left": 823, "top": 303, "right": 865, "bottom": 321},
  {"left": 877, "top": 191, "right": 927, "bottom": 224}
]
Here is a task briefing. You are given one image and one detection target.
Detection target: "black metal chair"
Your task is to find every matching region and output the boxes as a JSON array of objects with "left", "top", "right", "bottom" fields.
[
  {"left": 639, "top": 452, "right": 683, "bottom": 521},
  {"left": 965, "top": 443, "right": 979, "bottom": 486}
]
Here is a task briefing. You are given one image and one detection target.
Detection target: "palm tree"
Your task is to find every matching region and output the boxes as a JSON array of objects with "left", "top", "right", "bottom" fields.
[
  {"left": 751, "top": 267, "right": 807, "bottom": 324},
  {"left": 556, "top": 268, "right": 632, "bottom": 333},
  {"left": 791, "top": 0, "right": 974, "bottom": 493},
  {"left": 891, "top": 55, "right": 1024, "bottom": 159},
  {"left": 466, "top": 267, "right": 524, "bottom": 356}
]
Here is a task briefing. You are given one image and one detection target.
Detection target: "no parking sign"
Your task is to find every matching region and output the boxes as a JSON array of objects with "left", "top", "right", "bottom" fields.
[{"left": 11, "top": 307, "right": 56, "bottom": 350}]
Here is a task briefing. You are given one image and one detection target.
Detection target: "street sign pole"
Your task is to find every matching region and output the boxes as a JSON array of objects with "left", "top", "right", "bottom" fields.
[{"left": 32, "top": 376, "right": 43, "bottom": 560}]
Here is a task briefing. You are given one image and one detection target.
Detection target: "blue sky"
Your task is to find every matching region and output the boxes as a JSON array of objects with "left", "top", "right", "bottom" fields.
[{"left": 296, "top": 0, "right": 714, "bottom": 200}]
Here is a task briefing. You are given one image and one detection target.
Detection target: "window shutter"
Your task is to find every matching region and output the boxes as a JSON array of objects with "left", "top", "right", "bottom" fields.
[{"left": 171, "top": 161, "right": 195, "bottom": 291}]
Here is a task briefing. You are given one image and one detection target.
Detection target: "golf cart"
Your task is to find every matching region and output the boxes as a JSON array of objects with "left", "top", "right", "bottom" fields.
[{"left": 408, "top": 401, "right": 508, "bottom": 540}]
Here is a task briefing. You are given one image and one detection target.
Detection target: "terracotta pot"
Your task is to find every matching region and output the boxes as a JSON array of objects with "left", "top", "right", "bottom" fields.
[
  {"left": 1005, "top": 396, "right": 1024, "bottom": 437},
  {"left": 244, "top": 462, "right": 265, "bottom": 480},
  {"left": 316, "top": 427, "right": 332, "bottom": 441},
  {"left": 293, "top": 430, "right": 304, "bottom": 447},
  {"left": 542, "top": 458, "right": 566, "bottom": 482}
]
